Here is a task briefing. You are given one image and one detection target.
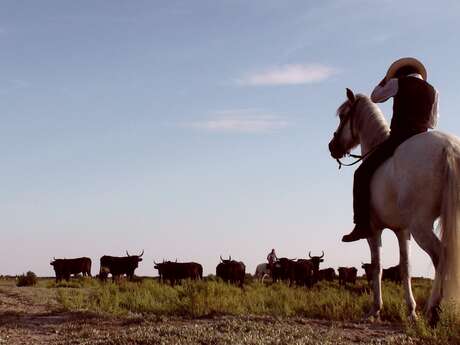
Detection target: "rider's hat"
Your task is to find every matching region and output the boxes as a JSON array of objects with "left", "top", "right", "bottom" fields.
[{"left": 385, "top": 57, "right": 427, "bottom": 81}]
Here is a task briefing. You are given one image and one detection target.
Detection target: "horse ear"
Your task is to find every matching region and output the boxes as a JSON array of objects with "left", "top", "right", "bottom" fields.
[{"left": 346, "top": 88, "right": 355, "bottom": 103}]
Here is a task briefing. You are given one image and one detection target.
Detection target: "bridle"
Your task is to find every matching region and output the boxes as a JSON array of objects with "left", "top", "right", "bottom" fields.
[{"left": 333, "top": 98, "right": 372, "bottom": 169}]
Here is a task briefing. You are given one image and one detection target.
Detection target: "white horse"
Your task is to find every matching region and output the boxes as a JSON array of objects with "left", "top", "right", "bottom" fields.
[
  {"left": 328, "top": 89, "right": 460, "bottom": 322},
  {"left": 254, "top": 263, "right": 271, "bottom": 283}
]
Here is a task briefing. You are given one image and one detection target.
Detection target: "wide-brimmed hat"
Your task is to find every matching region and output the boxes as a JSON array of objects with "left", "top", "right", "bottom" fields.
[{"left": 385, "top": 57, "right": 427, "bottom": 81}]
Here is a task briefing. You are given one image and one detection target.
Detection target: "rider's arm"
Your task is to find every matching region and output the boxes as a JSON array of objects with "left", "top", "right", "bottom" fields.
[{"left": 371, "top": 78, "right": 398, "bottom": 103}]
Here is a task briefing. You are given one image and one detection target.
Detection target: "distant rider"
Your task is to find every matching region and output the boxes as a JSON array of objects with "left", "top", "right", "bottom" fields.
[{"left": 267, "top": 249, "right": 278, "bottom": 271}]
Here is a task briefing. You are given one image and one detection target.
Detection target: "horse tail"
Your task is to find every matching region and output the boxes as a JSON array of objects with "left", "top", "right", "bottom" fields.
[{"left": 436, "top": 144, "right": 460, "bottom": 306}]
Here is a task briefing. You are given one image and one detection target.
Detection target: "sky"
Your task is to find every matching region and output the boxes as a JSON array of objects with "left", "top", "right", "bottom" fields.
[{"left": 2, "top": 0, "right": 460, "bottom": 278}]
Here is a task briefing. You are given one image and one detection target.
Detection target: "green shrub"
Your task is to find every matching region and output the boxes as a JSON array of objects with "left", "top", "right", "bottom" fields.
[{"left": 16, "top": 271, "right": 37, "bottom": 287}]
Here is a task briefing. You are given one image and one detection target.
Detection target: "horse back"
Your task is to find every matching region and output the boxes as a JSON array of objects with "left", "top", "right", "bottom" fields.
[{"left": 370, "top": 131, "right": 459, "bottom": 229}]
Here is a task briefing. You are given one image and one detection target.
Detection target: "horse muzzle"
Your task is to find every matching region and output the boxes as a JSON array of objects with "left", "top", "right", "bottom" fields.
[{"left": 328, "top": 139, "right": 346, "bottom": 159}]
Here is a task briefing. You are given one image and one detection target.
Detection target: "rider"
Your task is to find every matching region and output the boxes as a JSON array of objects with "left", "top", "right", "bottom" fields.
[
  {"left": 267, "top": 249, "right": 278, "bottom": 270},
  {"left": 342, "top": 57, "right": 439, "bottom": 242}
]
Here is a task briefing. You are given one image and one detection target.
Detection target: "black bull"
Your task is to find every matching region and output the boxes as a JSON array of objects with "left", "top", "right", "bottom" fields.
[
  {"left": 154, "top": 261, "right": 203, "bottom": 285},
  {"left": 318, "top": 267, "right": 336, "bottom": 281},
  {"left": 308, "top": 251, "right": 325, "bottom": 283},
  {"left": 383, "top": 265, "right": 402, "bottom": 283},
  {"left": 99, "top": 250, "right": 144, "bottom": 281},
  {"left": 216, "top": 257, "right": 245, "bottom": 287},
  {"left": 338, "top": 267, "right": 358, "bottom": 285},
  {"left": 272, "top": 258, "right": 315, "bottom": 286},
  {"left": 362, "top": 263, "right": 401, "bottom": 284},
  {"left": 50, "top": 257, "right": 92, "bottom": 282}
]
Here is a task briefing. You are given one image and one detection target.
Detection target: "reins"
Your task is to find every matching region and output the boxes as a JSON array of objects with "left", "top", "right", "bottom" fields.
[{"left": 336, "top": 148, "right": 376, "bottom": 170}]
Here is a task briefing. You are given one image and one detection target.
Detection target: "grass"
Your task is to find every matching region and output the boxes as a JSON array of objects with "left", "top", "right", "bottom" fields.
[
  {"left": 52, "top": 277, "right": 422, "bottom": 320},
  {"left": 11, "top": 276, "right": 456, "bottom": 344}
]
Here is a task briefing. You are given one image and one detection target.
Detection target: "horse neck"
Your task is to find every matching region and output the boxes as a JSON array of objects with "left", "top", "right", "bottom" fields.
[{"left": 356, "top": 102, "right": 389, "bottom": 155}]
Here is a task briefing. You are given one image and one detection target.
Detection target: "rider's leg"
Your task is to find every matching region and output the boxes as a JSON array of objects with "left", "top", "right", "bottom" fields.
[{"left": 343, "top": 135, "right": 402, "bottom": 242}]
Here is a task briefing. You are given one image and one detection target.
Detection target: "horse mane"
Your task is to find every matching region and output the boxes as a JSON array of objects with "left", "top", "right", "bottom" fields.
[
  {"left": 337, "top": 94, "right": 390, "bottom": 150},
  {"left": 336, "top": 99, "right": 351, "bottom": 117}
]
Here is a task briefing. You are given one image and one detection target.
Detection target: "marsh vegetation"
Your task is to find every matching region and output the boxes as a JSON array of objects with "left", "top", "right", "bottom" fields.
[{"left": 0, "top": 277, "right": 459, "bottom": 344}]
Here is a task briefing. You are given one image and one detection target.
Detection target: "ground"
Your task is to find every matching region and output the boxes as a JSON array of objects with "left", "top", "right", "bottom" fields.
[{"left": 0, "top": 279, "right": 422, "bottom": 345}]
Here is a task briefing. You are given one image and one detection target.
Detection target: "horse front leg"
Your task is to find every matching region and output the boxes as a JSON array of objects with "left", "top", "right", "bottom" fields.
[
  {"left": 366, "top": 231, "right": 383, "bottom": 321},
  {"left": 396, "top": 229, "right": 417, "bottom": 320}
]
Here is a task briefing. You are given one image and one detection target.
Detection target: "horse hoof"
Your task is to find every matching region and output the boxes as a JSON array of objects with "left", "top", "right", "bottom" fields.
[
  {"left": 364, "top": 311, "right": 381, "bottom": 323},
  {"left": 408, "top": 312, "right": 418, "bottom": 323}
]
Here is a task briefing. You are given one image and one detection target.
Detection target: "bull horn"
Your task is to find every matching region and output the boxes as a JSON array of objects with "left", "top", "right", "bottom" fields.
[
  {"left": 139, "top": 250, "right": 144, "bottom": 257},
  {"left": 229, "top": 255, "right": 231, "bottom": 261},
  {"left": 153, "top": 260, "right": 158, "bottom": 265},
  {"left": 320, "top": 251, "right": 324, "bottom": 259},
  {"left": 220, "top": 255, "right": 224, "bottom": 262},
  {"left": 308, "top": 251, "right": 312, "bottom": 259},
  {"left": 126, "top": 250, "right": 130, "bottom": 257}
]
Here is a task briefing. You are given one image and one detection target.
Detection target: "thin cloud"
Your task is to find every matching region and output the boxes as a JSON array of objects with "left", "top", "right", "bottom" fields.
[
  {"left": 237, "top": 64, "right": 337, "bottom": 86},
  {"left": 182, "top": 109, "right": 290, "bottom": 133},
  {"left": 0, "top": 79, "right": 31, "bottom": 95}
]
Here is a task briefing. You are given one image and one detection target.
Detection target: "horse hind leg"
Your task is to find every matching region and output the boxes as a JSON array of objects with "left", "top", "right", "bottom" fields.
[{"left": 410, "top": 221, "right": 442, "bottom": 320}]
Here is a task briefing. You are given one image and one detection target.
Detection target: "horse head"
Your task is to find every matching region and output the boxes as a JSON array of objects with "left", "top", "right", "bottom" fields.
[{"left": 329, "top": 88, "right": 361, "bottom": 160}]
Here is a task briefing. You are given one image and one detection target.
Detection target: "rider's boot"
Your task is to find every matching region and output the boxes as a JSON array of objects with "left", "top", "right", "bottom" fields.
[{"left": 342, "top": 224, "right": 370, "bottom": 242}]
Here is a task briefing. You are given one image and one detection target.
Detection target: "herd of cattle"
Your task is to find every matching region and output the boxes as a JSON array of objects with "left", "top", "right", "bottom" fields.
[{"left": 49, "top": 250, "right": 402, "bottom": 287}]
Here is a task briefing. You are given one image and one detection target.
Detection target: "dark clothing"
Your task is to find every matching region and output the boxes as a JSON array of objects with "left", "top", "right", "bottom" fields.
[
  {"left": 267, "top": 253, "right": 277, "bottom": 265},
  {"left": 353, "top": 132, "right": 418, "bottom": 226},
  {"left": 353, "top": 77, "right": 436, "bottom": 228},
  {"left": 390, "top": 76, "right": 436, "bottom": 134}
]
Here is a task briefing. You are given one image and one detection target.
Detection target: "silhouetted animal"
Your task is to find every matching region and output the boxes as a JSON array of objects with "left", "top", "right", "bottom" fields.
[
  {"left": 216, "top": 256, "right": 245, "bottom": 287},
  {"left": 272, "top": 258, "right": 296, "bottom": 284},
  {"left": 382, "top": 264, "right": 402, "bottom": 284},
  {"left": 361, "top": 263, "right": 373, "bottom": 285},
  {"left": 361, "top": 263, "right": 401, "bottom": 284},
  {"left": 50, "top": 257, "right": 91, "bottom": 282},
  {"left": 294, "top": 259, "right": 315, "bottom": 286},
  {"left": 308, "top": 251, "right": 325, "bottom": 281},
  {"left": 154, "top": 260, "right": 202, "bottom": 286},
  {"left": 99, "top": 250, "right": 143, "bottom": 281},
  {"left": 318, "top": 267, "right": 336, "bottom": 281},
  {"left": 338, "top": 267, "right": 358, "bottom": 286}
]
